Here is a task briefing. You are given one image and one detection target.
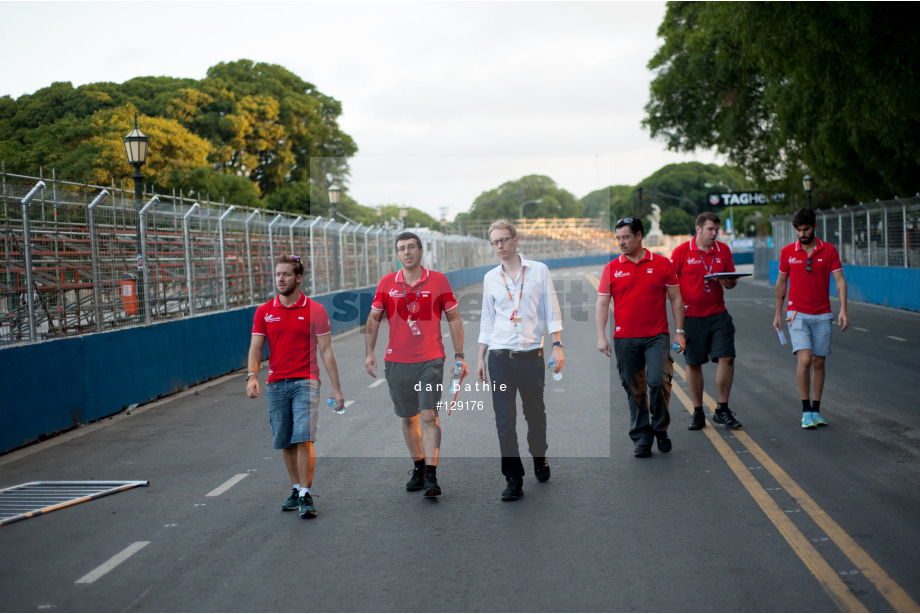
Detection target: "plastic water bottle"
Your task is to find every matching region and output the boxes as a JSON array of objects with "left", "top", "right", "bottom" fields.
[
  {"left": 449, "top": 360, "right": 462, "bottom": 393},
  {"left": 672, "top": 342, "right": 683, "bottom": 355},
  {"left": 327, "top": 398, "right": 344, "bottom": 414},
  {"left": 547, "top": 358, "right": 563, "bottom": 381}
]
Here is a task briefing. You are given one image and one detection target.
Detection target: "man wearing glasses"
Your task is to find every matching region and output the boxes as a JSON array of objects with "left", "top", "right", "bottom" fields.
[
  {"left": 773, "top": 207, "right": 849, "bottom": 429},
  {"left": 596, "top": 217, "right": 685, "bottom": 458},
  {"left": 246, "top": 255, "right": 345, "bottom": 519},
  {"left": 477, "top": 220, "right": 563, "bottom": 501},
  {"left": 365, "top": 231, "right": 467, "bottom": 498},
  {"left": 670, "top": 212, "right": 742, "bottom": 431}
]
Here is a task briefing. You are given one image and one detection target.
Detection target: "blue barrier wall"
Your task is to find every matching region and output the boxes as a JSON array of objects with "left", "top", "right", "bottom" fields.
[
  {"left": 1, "top": 255, "right": 614, "bottom": 454},
  {"left": 769, "top": 261, "right": 920, "bottom": 312}
]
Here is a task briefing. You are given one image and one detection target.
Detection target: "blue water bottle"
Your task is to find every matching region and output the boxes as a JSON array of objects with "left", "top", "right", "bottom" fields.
[
  {"left": 327, "top": 398, "right": 344, "bottom": 414},
  {"left": 547, "top": 358, "right": 563, "bottom": 381},
  {"left": 449, "top": 361, "right": 462, "bottom": 393}
]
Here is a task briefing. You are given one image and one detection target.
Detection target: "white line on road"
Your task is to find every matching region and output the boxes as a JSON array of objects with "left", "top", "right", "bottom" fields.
[
  {"left": 887, "top": 335, "right": 907, "bottom": 342},
  {"left": 854, "top": 327, "right": 869, "bottom": 332},
  {"left": 206, "top": 473, "right": 249, "bottom": 497},
  {"left": 75, "top": 541, "right": 150, "bottom": 584},
  {"left": 345, "top": 400, "right": 355, "bottom": 408},
  {"left": 369, "top": 378, "right": 386, "bottom": 388}
]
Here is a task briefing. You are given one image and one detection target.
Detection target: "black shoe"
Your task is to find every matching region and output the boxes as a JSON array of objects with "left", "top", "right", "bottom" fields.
[
  {"left": 423, "top": 474, "right": 441, "bottom": 497},
  {"left": 298, "top": 493, "right": 317, "bottom": 518},
  {"left": 688, "top": 410, "right": 706, "bottom": 430},
  {"left": 712, "top": 408, "right": 742, "bottom": 430},
  {"left": 282, "top": 488, "right": 300, "bottom": 511},
  {"left": 501, "top": 476, "right": 524, "bottom": 501},
  {"left": 533, "top": 457, "right": 551, "bottom": 483},
  {"left": 406, "top": 467, "right": 424, "bottom": 491},
  {"left": 634, "top": 443, "right": 652, "bottom": 458},
  {"left": 655, "top": 432, "right": 672, "bottom": 453}
]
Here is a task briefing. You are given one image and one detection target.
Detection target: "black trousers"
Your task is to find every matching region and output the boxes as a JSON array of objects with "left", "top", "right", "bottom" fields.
[
  {"left": 613, "top": 334, "right": 673, "bottom": 445},
  {"left": 488, "top": 350, "right": 548, "bottom": 478}
]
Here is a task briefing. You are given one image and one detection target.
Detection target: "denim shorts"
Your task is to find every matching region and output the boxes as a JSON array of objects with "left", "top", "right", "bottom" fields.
[
  {"left": 265, "top": 378, "right": 319, "bottom": 448},
  {"left": 788, "top": 311, "right": 833, "bottom": 356}
]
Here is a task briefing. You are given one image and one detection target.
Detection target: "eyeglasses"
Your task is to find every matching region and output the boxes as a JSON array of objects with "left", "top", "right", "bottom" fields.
[
  {"left": 490, "top": 236, "right": 514, "bottom": 248},
  {"left": 615, "top": 217, "right": 634, "bottom": 227},
  {"left": 806, "top": 257, "right": 812, "bottom": 273}
]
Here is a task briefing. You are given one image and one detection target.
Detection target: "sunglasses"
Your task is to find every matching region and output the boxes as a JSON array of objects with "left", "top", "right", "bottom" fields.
[
  {"left": 806, "top": 257, "right": 812, "bottom": 273},
  {"left": 616, "top": 217, "right": 634, "bottom": 227},
  {"left": 288, "top": 255, "right": 300, "bottom": 261}
]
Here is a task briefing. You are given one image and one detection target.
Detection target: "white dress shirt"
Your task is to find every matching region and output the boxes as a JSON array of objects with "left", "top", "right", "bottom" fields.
[{"left": 478, "top": 255, "right": 563, "bottom": 351}]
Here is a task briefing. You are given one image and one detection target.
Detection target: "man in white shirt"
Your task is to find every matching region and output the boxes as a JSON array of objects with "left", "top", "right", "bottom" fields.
[{"left": 477, "top": 220, "right": 564, "bottom": 501}]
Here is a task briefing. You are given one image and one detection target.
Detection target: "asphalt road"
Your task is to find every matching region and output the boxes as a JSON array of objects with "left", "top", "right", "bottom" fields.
[{"left": 1, "top": 264, "right": 919, "bottom": 612}]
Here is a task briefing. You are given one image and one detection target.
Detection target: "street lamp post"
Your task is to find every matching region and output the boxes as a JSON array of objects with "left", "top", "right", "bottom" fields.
[
  {"left": 328, "top": 185, "right": 341, "bottom": 290},
  {"left": 399, "top": 206, "right": 409, "bottom": 229},
  {"left": 124, "top": 113, "right": 149, "bottom": 321},
  {"left": 519, "top": 198, "right": 543, "bottom": 220},
  {"left": 802, "top": 174, "right": 814, "bottom": 209}
]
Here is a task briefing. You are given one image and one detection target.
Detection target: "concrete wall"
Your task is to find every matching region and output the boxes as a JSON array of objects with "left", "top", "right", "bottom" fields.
[
  {"left": 769, "top": 261, "right": 920, "bottom": 312},
  {"left": 1, "top": 254, "right": 613, "bottom": 454}
]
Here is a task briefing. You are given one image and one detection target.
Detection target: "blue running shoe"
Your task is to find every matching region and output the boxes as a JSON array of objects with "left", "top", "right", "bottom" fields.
[
  {"left": 802, "top": 412, "right": 817, "bottom": 429},
  {"left": 813, "top": 412, "right": 828, "bottom": 426}
]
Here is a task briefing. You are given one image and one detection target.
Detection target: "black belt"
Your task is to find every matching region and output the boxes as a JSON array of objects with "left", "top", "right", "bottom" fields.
[{"left": 490, "top": 348, "right": 543, "bottom": 359}]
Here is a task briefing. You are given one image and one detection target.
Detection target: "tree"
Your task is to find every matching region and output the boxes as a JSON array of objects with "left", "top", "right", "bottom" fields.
[
  {"left": 659, "top": 207, "right": 695, "bottom": 236},
  {"left": 466, "top": 175, "right": 583, "bottom": 221},
  {"left": 644, "top": 3, "right": 920, "bottom": 201}
]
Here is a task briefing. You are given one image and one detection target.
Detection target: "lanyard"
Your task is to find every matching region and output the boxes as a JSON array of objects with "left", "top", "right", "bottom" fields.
[
  {"left": 500, "top": 266, "right": 525, "bottom": 321},
  {"left": 400, "top": 280, "right": 421, "bottom": 318},
  {"left": 698, "top": 245, "right": 716, "bottom": 277}
]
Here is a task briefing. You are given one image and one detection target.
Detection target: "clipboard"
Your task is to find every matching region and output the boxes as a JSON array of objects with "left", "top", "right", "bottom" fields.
[{"left": 703, "top": 272, "right": 753, "bottom": 280}]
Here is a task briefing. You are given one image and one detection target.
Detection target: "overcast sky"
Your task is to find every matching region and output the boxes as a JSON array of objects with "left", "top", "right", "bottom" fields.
[{"left": 0, "top": 1, "right": 721, "bottom": 220}]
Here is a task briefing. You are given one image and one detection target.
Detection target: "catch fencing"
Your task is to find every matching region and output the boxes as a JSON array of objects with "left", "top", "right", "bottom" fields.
[
  {"left": 1, "top": 172, "right": 613, "bottom": 345},
  {"left": 770, "top": 196, "right": 920, "bottom": 268}
]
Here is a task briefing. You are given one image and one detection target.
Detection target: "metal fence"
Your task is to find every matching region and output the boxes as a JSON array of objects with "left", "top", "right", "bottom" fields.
[
  {"left": 770, "top": 195, "right": 920, "bottom": 268},
  {"left": 1, "top": 171, "right": 614, "bottom": 346}
]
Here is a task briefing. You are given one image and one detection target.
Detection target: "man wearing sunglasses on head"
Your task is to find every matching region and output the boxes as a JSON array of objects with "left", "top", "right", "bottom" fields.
[
  {"left": 246, "top": 255, "right": 345, "bottom": 519},
  {"left": 773, "top": 207, "right": 849, "bottom": 429},
  {"left": 596, "top": 217, "right": 685, "bottom": 458},
  {"left": 365, "top": 231, "right": 467, "bottom": 499}
]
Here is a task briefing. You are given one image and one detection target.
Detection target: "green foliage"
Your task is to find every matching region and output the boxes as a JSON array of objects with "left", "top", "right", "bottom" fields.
[
  {"left": 659, "top": 207, "right": 695, "bottom": 236},
  {"left": 466, "top": 175, "right": 583, "bottom": 221},
  {"left": 644, "top": 2, "right": 920, "bottom": 201},
  {"left": 0, "top": 60, "right": 356, "bottom": 211}
]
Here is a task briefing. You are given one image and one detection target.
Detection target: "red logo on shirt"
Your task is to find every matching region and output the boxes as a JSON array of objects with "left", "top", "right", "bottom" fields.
[
  {"left": 687, "top": 257, "right": 702, "bottom": 265},
  {"left": 614, "top": 271, "right": 630, "bottom": 278},
  {"left": 264, "top": 314, "right": 281, "bottom": 323}
]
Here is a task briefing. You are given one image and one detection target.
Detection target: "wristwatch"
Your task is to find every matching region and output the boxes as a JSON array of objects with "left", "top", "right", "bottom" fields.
[
  {"left": 454, "top": 352, "right": 465, "bottom": 359},
  {"left": 675, "top": 329, "right": 685, "bottom": 334},
  {"left": 552, "top": 341, "right": 564, "bottom": 348}
]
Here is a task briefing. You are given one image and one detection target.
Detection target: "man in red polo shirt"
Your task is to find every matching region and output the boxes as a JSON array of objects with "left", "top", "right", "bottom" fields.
[
  {"left": 365, "top": 231, "right": 468, "bottom": 498},
  {"left": 596, "top": 217, "right": 686, "bottom": 458},
  {"left": 773, "top": 207, "right": 849, "bottom": 429},
  {"left": 671, "top": 212, "right": 742, "bottom": 431},
  {"left": 246, "top": 255, "right": 345, "bottom": 519}
]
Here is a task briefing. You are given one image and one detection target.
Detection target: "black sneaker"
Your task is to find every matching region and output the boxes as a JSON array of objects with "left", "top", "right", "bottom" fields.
[
  {"left": 655, "top": 432, "right": 672, "bottom": 453},
  {"left": 282, "top": 488, "right": 299, "bottom": 511},
  {"left": 299, "top": 493, "right": 316, "bottom": 518},
  {"left": 501, "top": 476, "right": 524, "bottom": 501},
  {"left": 423, "top": 474, "right": 441, "bottom": 497},
  {"left": 688, "top": 410, "right": 706, "bottom": 430},
  {"left": 712, "top": 408, "right": 742, "bottom": 430},
  {"left": 634, "top": 443, "right": 652, "bottom": 458},
  {"left": 406, "top": 467, "right": 424, "bottom": 491},
  {"left": 533, "top": 457, "right": 551, "bottom": 483}
]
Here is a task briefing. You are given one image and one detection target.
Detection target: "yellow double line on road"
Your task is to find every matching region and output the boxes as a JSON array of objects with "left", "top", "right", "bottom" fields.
[{"left": 585, "top": 273, "right": 917, "bottom": 613}]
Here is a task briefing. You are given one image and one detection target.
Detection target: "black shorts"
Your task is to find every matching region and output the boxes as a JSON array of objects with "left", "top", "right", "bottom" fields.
[
  {"left": 384, "top": 358, "right": 446, "bottom": 418},
  {"left": 684, "top": 311, "right": 735, "bottom": 365}
]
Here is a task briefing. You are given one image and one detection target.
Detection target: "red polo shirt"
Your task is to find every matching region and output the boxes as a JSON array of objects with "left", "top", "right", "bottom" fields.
[
  {"left": 371, "top": 267, "right": 458, "bottom": 363},
  {"left": 779, "top": 239, "right": 843, "bottom": 315},
  {"left": 252, "top": 292, "right": 331, "bottom": 383},
  {"left": 598, "top": 249, "right": 679, "bottom": 339},
  {"left": 670, "top": 239, "right": 735, "bottom": 318}
]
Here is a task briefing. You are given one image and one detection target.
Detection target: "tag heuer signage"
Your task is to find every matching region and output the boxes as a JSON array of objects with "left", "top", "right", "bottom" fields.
[{"left": 708, "top": 192, "right": 784, "bottom": 206}]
